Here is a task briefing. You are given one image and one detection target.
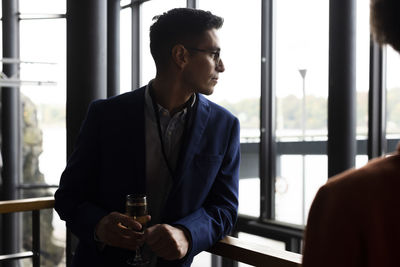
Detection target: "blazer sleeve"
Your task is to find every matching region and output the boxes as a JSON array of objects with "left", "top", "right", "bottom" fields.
[
  {"left": 173, "top": 117, "right": 240, "bottom": 261},
  {"left": 54, "top": 100, "right": 109, "bottom": 244},
  {"left": 302, "top": 181, "right": 363, "bottom": 267}
]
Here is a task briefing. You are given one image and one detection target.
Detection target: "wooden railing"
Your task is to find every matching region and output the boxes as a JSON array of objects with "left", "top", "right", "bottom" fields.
[
  {"left": 0, "top": 197, "right": 302, "bottom": 267},
  {"left": 208, "top": 236, "right": 301, "bottom": 267},
  {"left": 0, "top": 196, "right": 55, "bottom": 267}
]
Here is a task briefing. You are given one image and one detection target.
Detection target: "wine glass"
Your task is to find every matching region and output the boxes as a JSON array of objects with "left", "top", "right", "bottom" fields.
[{"left": 126, "top": 194, "right": 150, "bottom": 266}]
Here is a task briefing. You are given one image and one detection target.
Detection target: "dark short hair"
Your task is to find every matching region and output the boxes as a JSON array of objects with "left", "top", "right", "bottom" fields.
[
  {"left": 371, "top": 0, "right": 400, "bottom": 52},
  {"left": 150, "top": 8, "right": 223, "bottom": 68}
]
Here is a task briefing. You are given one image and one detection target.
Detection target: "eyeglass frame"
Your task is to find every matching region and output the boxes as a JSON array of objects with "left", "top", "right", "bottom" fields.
[{"left": 185, "top": 47, "right": 221, "bottom": 64}]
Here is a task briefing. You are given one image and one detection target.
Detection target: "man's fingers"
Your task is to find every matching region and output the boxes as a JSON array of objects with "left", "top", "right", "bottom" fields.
[
  {"left": 95, "top": 212, "right": 145, "bottom": 250},
  {"left": 144, "top": 224, "right": 189, "bottom": 260},
  {"left": 144, "top": 224, "right": 164, "bottom": 245},
  {"left": 112, "top": 213, "right": 142, "bottom": 231}
]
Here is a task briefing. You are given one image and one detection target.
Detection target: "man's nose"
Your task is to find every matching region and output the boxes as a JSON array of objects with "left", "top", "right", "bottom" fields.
[{"left": 216, "top": 58, "right": 225, "bottom": 72}]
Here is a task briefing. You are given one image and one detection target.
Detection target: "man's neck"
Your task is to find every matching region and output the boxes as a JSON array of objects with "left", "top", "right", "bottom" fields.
[{"left": 151, "top": 76, "right": 194, "bottom": 116}]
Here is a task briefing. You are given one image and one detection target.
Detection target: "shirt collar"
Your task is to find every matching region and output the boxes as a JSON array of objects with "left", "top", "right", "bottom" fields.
[{"left": 145, "top": 80, "right": 196, "bottom": 118}]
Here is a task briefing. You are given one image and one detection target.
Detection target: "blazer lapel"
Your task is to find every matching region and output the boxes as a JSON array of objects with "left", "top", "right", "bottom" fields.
[
  {"left": 172, "top": 94, "right": 210, "bottom": 191},
  {"left": 123, "top": 87, "right": 147, "bottom": 194}
]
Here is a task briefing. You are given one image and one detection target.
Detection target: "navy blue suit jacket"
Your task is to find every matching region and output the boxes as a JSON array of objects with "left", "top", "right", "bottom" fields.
[{"left": 54, "top": 87, "right": 240, "bottom": 266}]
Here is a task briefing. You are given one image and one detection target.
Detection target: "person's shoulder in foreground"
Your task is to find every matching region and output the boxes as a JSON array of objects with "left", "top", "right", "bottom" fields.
[{"left": 302, "top": 145, "right": 400, "bottom": 267}]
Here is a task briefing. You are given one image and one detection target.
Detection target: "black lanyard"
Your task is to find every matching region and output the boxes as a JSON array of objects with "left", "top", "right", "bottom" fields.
[{"left": 149, "top": 85, "right": 194, "bottom": 178}]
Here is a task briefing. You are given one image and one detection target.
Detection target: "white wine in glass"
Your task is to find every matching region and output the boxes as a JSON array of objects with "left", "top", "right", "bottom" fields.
[{"left": 126, "top": 194, "right": 150, "bottom": 266}]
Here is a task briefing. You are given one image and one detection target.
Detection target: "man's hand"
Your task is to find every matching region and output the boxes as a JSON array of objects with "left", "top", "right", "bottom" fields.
[
  {"left": 95, "top": 212, "right": 150, "bottom": 250},
  {"left": 144, "top": 224, "right": 190, "bottom": 260}
]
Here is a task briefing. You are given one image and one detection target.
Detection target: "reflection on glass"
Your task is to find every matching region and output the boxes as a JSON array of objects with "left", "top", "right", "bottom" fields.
[
  {"left": 140, "top": 0, "right": 186, "bottom": 87},
  {"left": 198, "top": 0, "right": 261, "bottom": 143}
]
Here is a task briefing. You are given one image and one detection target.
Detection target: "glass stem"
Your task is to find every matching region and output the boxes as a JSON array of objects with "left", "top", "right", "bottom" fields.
[{"left": 135, "top": 247, "right": 142, "bottom": 261}]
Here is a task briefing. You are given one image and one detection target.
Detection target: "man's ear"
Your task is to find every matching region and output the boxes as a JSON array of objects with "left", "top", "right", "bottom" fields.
[{"left": 171, "top": 44, "right": 188, "bottom": 69}]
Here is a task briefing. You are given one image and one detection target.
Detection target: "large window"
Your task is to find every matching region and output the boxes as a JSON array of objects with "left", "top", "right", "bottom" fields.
[
  {"left": 14, "top": 1, "right": 67, "bottom": 265},
  {"left": 2, "top": 1, "right": 399, "bottom": 266}
]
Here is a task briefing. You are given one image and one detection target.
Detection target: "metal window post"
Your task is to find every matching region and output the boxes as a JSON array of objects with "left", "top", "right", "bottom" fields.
[
  {"left": 260, "top": 0, "right": 276, "bottom": 221},
  {"left": 66, "top": 0, "right": 107, "bottom": 265},
  {"left": 187, "top": 0, "right": 198, "bottom": 9},
  {"left": 131, "top": 2, "right": 141, "bottom": 89},
  {"left": 1, "top": 1, "right": 21, "bottom": 266},
  {"left": 108, "top": 0, "right": 121, "bottom": 97},
  {"left": 328, "top": 0, "right": 357, "bottom": 177},
  {"left": 368, "top": 40, "right": 386, "bottom": 159}
]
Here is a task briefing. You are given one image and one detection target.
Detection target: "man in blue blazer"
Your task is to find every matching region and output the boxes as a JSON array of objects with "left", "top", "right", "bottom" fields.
[{"left": 55, "top": 8, "right": 240, "bottom": 267}]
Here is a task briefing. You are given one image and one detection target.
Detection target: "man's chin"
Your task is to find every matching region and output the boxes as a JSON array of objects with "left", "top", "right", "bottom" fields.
[{"left": 199, "top": 87, "right": 214, "bottom": 96}]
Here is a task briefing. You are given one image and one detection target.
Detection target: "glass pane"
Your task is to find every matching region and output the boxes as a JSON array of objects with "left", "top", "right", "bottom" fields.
[
  {"left": 198, "top": 0, "right": 261, "bottom": 143},
  {"left": 20, "top": 0, "right": 66, "bottom": 14},
  {"left": 276, "top": 0, "right": 329, "bottom": 142},
  {"left": 356, "top": 0, "right": 370, "bottom": 139},
  {"left": 19, "top": 18, "right": 66, "bottom": 266},
  {"left": 238, "top": 178, "right": 260, "bottom": 217},
  {"left": 304, "top": 155, "right": 327, "bottom": 222},
  {"left": 20, "top": 19, "right": 66, "bottom": 182},
  {"left": 140, "top": 0, "right": 186, "bottom": 87},
  {"left": 275, "top": 0, "right": 330, "bottom": 226},
  {"left": 386, "top": 46, "right": 400, "bottom": 139},
  {"left": 276, "top": 155, "right": 327, "bottom": 225},
  {"left": 120, "top": 7, "right": 132, "bottom": 94},
  {"left": 276, "top": 155, "right": 303, "bottom": 225},
  {"left": 276, "top": 153, "right": 369, "bottom": 226}
]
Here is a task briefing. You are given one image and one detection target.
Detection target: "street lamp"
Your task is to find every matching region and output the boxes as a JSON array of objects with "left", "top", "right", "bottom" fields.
[
  {"left": 298, "top": 69, "right": 307, "bottom": 140},
  {"left": 298, "top": 68, "right": 307, "bottom": 225}
]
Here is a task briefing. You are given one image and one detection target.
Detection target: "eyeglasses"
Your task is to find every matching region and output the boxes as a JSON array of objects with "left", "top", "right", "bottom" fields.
[{"left": 186, "top": 47, "right": 221, "bottom": 64}]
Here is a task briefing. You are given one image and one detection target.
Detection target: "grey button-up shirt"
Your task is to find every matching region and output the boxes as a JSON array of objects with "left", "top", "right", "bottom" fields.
[{"left": 144, "top": 82, "right": 196, "bottom": 225}]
